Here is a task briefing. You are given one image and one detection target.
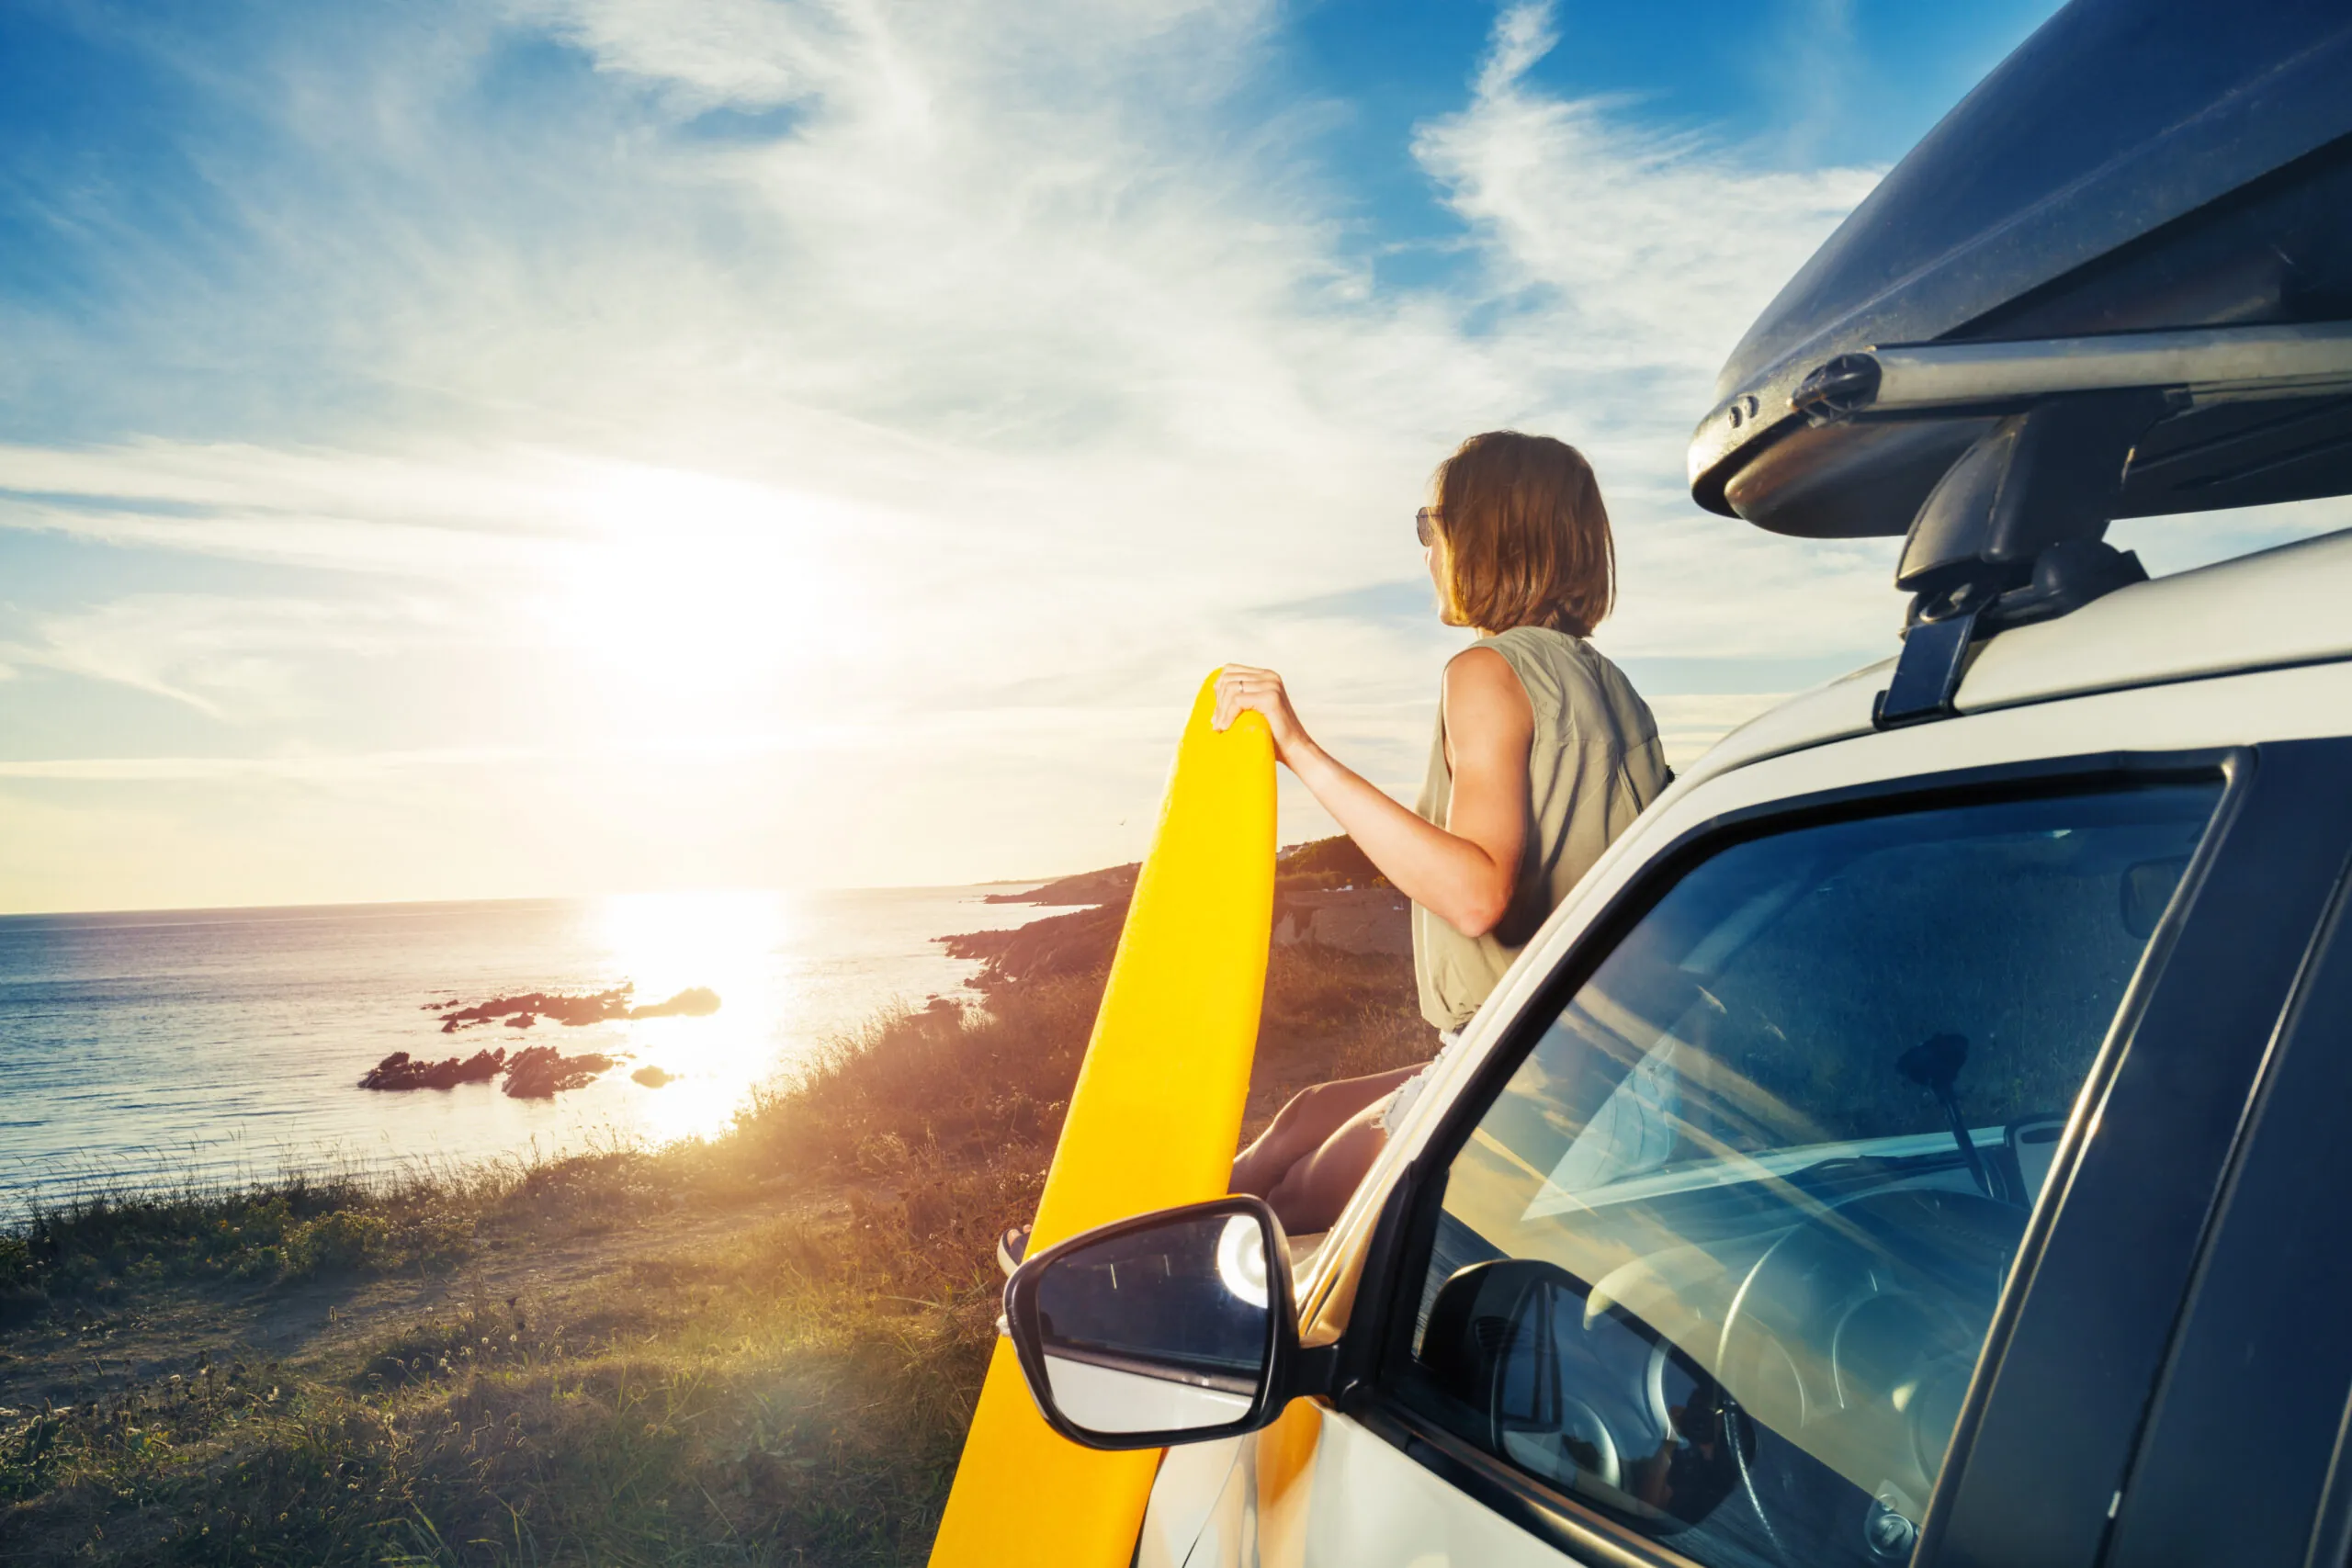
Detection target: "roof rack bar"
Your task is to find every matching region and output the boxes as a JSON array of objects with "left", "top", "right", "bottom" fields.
[{"left": 1794, "top": 322, "right": 2352, "bottom": 424}]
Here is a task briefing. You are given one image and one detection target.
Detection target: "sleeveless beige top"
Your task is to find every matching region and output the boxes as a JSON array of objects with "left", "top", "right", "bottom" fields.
[{"left": 1413, "top": 626, "right": 1668, "bottom": 1031}]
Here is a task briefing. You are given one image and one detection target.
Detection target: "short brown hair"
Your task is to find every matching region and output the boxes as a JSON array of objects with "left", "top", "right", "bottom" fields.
[{"left": 1430, "top": 431, "right": 1615, "bottom": 637}]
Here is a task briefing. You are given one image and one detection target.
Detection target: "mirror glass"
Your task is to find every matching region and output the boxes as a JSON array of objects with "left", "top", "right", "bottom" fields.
[{"left": 1033, "top": 1211, "right": 1273, "bottom": 1436}]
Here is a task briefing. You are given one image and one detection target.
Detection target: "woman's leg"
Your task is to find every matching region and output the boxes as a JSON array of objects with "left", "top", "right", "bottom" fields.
[
  {"left": 1231, "top": 1066, "right": 1420, "bottom": 1199},
  {"left": 1263, "top": 1096, "right": 1393, "bottom": 1235}
]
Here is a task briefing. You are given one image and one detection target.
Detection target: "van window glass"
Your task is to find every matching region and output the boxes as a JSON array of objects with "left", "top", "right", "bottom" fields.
[{"left": 1391, "top": 782, "right": 2222, "bottom": 1568}]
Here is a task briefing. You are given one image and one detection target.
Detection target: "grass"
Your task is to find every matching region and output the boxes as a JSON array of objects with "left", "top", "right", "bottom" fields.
[{"left": 0, "top": 940, "right": 1427, "bottom": 1566}]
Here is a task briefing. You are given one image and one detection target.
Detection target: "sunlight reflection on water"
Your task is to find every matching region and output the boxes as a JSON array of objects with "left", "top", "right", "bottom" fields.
[{"left": 596, "top": 888, "right": 795, "bottom": 1146}]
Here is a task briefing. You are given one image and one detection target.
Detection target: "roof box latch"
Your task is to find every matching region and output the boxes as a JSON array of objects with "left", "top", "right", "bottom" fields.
[{"left": 1873, "top": 393, "right": 2161, "bottom": 728}]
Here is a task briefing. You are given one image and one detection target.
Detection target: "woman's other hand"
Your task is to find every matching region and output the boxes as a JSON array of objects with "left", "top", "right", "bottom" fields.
[{"left": 1214, "top": 664, "right": 1314, "bottom": 768}]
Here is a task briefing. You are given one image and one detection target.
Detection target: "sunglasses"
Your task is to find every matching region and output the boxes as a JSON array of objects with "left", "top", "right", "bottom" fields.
[{"left": 1416, "top": 506, "right": 1440, "bottom": 547}]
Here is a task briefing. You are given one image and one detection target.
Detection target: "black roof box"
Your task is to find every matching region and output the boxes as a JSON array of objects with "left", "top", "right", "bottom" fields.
[{"left": 1690, "top": 0, "right": 2352, "bottom": 540}]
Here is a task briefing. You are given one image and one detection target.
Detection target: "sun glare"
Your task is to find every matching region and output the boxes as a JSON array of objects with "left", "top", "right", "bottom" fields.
[{"left": 594, "top": 888, "right": 794, "bottom": 1145}]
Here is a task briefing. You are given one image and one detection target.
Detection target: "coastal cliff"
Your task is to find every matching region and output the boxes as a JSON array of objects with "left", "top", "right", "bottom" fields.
[{"left": 943, "top": 834, "right": 1408, "bottom": 987}]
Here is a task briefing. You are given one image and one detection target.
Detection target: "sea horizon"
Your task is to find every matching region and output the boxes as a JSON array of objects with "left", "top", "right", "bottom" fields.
[{"left": 0, "top": 874, "right": 1080, "bottom": 924}]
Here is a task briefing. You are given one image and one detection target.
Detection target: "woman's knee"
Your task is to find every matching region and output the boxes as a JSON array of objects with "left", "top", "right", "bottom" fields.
[
  {"left": 1269, "top": 1079, "right": 1336, "bottom": 1133},
  {"left": 1269, "top": 1111, "right": 1390, "bottom": 1234},
  {"left": 1295, "top": 1067, "right": 1413, "bottom": 1120}
]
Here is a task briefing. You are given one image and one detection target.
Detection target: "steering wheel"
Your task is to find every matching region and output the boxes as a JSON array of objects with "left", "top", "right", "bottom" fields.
[
  {"left": 1714, "top": 1188, "right": 2026, "bottom": 1562},
  {"left": 1422, "top": 1258, "right": 1747, "bottom": 1529},
  {"left": 1421, "top": 1259, "right": 1623, "bottom": 1492},
  {"left": 1481, "top": 1271, "right": 1625, "bottom": 1495}
]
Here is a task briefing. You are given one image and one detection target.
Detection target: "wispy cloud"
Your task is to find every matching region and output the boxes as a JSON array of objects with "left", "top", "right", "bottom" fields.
[
  {"left": 0, "top": 587, "right": 475, "bottom": 723},
  {"left": 1416, "top": 2, "right": 1881, "bottom": 383},
  {"left": 0, "top": 748, "right": 534, "bottom": 782}
]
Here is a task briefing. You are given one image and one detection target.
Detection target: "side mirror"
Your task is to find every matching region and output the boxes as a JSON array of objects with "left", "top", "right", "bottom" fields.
[{"left": 1004, "top": 1196, "right": 1321, "bottom": 1451}]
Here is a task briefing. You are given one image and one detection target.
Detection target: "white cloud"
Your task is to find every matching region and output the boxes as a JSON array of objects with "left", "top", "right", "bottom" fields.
[
  {"left": 0, "top": 592, "right": 466, "bottom": 722},
  {"left": 1650, "top": 691, "right": 1793, "bottom": 769},
  {"left": 1415, "top": 3, "right": 1882, "bottom": 383},
  {"left": 533, "top": 0, "right": 850, "bottom": 109},
  {"left": 0, "top": 749, "right": 532, "bottom": 782}
]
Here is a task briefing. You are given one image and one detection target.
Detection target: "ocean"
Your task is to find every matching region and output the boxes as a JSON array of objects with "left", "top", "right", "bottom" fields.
[{"left": 0, "top": 886, "right": 1047, "bottom": 1212}]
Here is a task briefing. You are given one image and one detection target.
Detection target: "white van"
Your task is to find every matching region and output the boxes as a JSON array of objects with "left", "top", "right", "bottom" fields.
[{"left": 1003, "top": 3, "right": 2352, "bottom": 1563}]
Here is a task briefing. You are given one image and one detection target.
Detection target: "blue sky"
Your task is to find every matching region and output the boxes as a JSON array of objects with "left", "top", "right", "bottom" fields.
[{"left": 1, "top": 0, "right": 2334, "bottom": 912}]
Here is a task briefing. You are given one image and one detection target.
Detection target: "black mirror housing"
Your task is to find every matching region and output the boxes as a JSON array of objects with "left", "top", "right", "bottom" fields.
[{"left": 1002, "top": 1195, "right": 1333, "bottom": 1451}]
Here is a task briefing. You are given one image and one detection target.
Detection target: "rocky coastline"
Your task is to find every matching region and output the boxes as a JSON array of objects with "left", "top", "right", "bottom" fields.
[
  {"left": 426, "top": 984, "right": 719, "bottom": 1033},
  {"left": 943, "top": 834, "right": 1408, "bottom": 987},
  {"left": 363, "top": 984, "right": 722, "bottom": 1098}
]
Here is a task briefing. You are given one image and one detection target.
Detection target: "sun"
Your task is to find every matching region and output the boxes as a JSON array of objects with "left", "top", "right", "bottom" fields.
[{"left": 541, "top": 462, "right": 860, "bottom": 700}]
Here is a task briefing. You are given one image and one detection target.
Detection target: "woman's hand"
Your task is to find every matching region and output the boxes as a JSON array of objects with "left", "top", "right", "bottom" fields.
[
  {"left": 1214, "top": 649, "right": 1529, "bottom": 940},
  {"left": 1214, "top": 665, "right": 1315, "bottom": 768}
]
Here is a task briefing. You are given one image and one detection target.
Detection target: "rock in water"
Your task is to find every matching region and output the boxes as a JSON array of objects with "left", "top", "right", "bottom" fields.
[
  {"left": 628, "top": 987, "right": 720, "bottom": 1020},
  {"left": 359, "top": 1048, "right": 508, "bottom": 1090},
  {"left": 369, "top": 983, "right": 719, "bottom": 1096},
  {"left": 630, "top": 1066, "right": 674, "bottom": 1088},
  {"left": 502, "top": 1045, "right": 615, "bottom": 1099},
  {"left": 432, "top": 983, "right": 718, "bottom": 1032}
]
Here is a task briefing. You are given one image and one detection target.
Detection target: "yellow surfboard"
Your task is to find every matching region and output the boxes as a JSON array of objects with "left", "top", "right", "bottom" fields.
[{"left": 928, "top": 670, "right": 1275, "bottom": 1567}]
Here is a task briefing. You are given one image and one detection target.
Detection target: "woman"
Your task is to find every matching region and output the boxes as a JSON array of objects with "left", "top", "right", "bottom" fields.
[{"left": 1219, "top": 431, "right": 1668, "bottom": 1235}]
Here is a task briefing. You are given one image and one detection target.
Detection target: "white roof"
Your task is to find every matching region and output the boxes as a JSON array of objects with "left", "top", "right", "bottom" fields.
[{"left": 1690, "top": 525, "right": 2352, "bottom": 784}]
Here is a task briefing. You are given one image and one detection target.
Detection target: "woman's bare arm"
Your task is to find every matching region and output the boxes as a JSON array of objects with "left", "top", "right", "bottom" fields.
[{"left": 1214, "top": 651, "right": 1531, "bottom": 937}]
